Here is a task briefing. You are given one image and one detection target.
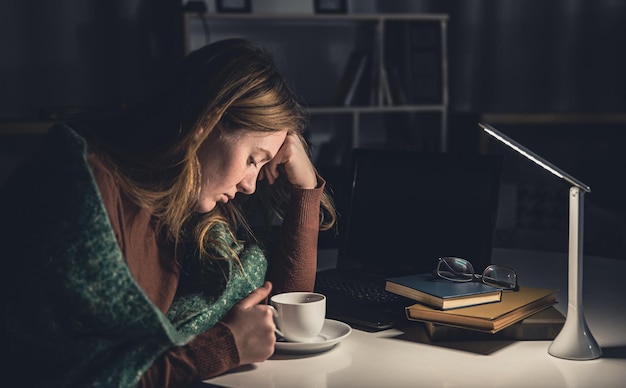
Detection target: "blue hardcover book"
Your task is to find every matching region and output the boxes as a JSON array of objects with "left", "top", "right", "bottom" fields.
[{"left": 385, "top": 273, "right": 502, "bottom": 310}]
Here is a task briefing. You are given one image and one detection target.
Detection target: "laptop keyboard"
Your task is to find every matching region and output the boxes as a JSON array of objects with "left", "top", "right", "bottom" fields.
[{"left": 315, "top": 271, "right": 401, "bottom": 305}]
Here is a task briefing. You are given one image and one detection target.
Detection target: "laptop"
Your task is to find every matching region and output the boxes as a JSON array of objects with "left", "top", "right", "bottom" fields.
[{"left": 315, "top": 148, "right": 504, "bottom": 330}]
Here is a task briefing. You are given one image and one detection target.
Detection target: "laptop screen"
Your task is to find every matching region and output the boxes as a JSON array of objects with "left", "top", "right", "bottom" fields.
[{"left": 337, "top": 148, "right": 503, "bottom": 278}]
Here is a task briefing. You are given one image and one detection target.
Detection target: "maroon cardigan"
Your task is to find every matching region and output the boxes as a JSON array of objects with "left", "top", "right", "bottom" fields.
[{"left": 88, "top": 154, "right": 323, "bottom": 386}]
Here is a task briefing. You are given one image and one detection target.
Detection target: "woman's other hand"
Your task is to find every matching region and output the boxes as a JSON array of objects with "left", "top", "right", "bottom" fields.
[
  {"left": 221, "top": 281, "right": 276, "bottom": 366},
  {"left": 259, "top": 132, "right": 317, "bottom": 189}
]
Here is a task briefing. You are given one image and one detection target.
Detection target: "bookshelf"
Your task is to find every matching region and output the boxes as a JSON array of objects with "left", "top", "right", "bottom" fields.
[{"left": 183, "top": 12, "right": 449, "bottom": 153}]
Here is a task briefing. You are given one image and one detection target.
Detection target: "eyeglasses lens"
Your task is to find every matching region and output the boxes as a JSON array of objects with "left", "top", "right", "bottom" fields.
[
  {"left": 438, "top": 257, "right": 475, "bottom": 281},
  {"left": 482, "top": 265, "right": 517, "bottom": 289}
]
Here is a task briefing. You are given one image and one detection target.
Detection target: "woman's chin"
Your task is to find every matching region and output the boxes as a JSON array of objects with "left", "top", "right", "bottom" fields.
[{"left": 195, "top": 201, "right": 217, "bottom": 214}]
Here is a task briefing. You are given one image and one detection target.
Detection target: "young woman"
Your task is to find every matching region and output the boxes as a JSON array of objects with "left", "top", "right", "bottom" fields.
[{"left": 0, "top": 38, "right": 336, "bottom": 387}]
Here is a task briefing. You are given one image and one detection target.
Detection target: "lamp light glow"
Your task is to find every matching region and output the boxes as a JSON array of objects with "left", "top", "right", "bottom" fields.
[{"left": 480, "top": 122, "right": 601, "bottom": 360}]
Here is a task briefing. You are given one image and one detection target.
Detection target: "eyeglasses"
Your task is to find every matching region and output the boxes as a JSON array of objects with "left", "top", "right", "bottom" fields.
[{"left": 435, "top": 257, "right": 519, "bottom": 291}]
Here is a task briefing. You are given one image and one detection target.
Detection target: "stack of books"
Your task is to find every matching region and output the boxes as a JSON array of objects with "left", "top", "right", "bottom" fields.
[{"left": 385, "top": 273, "right": 562, "bottom": 341}]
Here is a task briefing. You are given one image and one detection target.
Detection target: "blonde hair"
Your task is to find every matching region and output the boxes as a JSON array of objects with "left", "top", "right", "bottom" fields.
[{"left": 81, "top": 38, "right": 336, "bottom": 263}]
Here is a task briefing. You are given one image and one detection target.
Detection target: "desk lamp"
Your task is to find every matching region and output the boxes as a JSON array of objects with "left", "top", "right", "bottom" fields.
[{"left": 479, "top": 122, "right": 602, "bottom": 360}]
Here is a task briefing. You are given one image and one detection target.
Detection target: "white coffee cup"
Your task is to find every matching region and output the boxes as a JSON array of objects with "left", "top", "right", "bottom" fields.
[{"left": 270, "top": 292, "right": 326, "bottom": 343}]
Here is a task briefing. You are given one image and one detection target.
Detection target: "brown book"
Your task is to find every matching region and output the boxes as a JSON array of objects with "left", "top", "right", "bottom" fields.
[
  {"left": 405, "top": 286, "right": 558, "bottom": 333},
  {"left": 424, "top": 305, "right": 565, "bottom": 341}
]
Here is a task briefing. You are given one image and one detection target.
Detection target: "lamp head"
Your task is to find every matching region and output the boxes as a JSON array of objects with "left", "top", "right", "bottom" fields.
[{"left": 479, "top": 123, "right": 590, "bottom": 193}]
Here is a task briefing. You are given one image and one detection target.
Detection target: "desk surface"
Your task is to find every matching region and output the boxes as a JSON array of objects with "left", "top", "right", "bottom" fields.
[{"left": 204, "top": 249, "right": 626, "bottom": 388}]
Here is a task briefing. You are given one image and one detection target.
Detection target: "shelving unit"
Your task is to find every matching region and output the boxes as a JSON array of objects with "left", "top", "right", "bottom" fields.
[{"left": 183, "top": 12, "right": 449, "bottom": 152}]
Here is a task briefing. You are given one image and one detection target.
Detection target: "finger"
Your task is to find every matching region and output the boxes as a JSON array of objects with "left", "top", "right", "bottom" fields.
[
  {"left": 237, "top": 281, "right": 272, "bottom": 309},
  {"left": 262, "top": 166, "right": 273, "bottom": 184},
  {"left": 264, "top": 160, "right": 280, "bottom": 184}
]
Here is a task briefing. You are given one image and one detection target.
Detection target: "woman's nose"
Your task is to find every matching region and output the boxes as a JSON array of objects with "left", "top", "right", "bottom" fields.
[{"left": 237, "top": 171, "right": 257, "bottom": 195}]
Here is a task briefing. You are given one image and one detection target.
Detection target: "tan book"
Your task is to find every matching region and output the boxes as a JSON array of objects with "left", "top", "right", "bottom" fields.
[
  {"left": 424, "top": 305, "right": 565, "bottom": 341},
  {"left": 405, "top": 286, "right": 558, "bottom": 333}
]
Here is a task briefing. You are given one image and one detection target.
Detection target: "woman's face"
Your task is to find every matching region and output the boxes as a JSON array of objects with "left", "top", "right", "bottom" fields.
[{"left": 195, "top": 129, "right": 287, "bottom": 213}]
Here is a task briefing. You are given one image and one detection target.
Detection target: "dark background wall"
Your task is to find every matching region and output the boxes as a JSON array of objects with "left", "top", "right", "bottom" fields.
[
  {"left": 4, "top": 0, "right": 626, "bottom": 118},
  {"left": 379, "top": 0, "right": 626, "bottom": 113},
  {"left": 0, "top": 0, "right": 182, "bottom": 120},
  {"left": 1, "top": 0, "right": 625, "bottom": 258}
]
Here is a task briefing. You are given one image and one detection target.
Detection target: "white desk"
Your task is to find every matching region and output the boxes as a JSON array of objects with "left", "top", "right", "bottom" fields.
[{"left": 204, "top": 249, "right": 626, "bottom": 388}]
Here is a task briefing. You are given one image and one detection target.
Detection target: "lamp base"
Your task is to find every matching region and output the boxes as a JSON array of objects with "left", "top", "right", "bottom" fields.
[{"left": 548, "top": 309, "right": 601, "bottom": 360}]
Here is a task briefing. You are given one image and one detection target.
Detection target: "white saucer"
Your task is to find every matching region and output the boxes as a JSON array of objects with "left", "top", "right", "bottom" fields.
[{"left": 274, "top": 319, "right": 352, "bottom": 354}]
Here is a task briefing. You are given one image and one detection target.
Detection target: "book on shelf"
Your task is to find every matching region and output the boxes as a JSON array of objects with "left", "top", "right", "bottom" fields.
[
  {"left": 385, "top": 65, "right": 407, "bottom": 105},
  {"left": 385, "top": 273, "right": 502, "bottom": 310},
  {"left": 379, "top": 66, "right": 394, "bottom": 106},
  {"left": 405, "top": 286, "right": 558, "bottom": 334},
  {"left": 333, "top": 50, "right": 368, "bottom": 106},
  {"left": 384, "top": 21, "right": 443, "bottom": 105},
  {"left": 424, "top": 305, "right": 565, "bottom": 341}
]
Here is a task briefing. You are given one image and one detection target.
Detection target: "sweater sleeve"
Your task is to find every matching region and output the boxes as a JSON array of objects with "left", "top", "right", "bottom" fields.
[
  {"left": 265, "top": 179, "right": 325, "bottom": 293},
  {"left": 137, "top": 322, "right": 240, "bottom": 386}
]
